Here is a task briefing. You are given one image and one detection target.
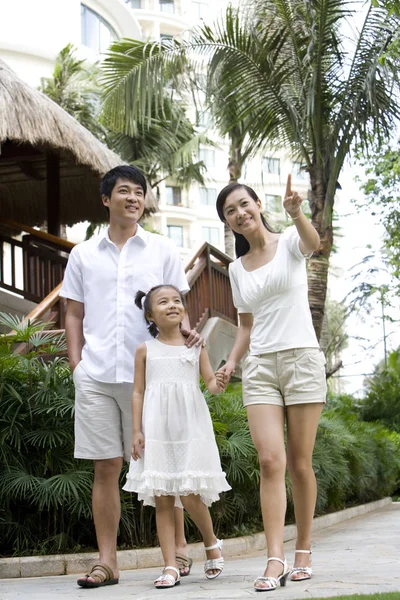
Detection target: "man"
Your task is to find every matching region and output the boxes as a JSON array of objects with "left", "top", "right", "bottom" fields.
[{"left": 61, "top": 165, "right": 197, "bottom": 587}]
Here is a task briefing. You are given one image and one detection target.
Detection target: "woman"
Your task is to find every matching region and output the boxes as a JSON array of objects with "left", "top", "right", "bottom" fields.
[{"left": 216, "top": 176, "right": 326, "bottom": 592}]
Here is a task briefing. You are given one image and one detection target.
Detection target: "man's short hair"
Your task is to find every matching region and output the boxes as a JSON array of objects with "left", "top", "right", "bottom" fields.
[{"left": 100, "top": 165, "right": 147, "bottom": 199}]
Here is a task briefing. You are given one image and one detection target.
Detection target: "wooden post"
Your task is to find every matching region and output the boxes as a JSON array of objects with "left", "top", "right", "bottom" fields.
[{"left": 46, "top": 152, "right": 60, "bottom": 237}]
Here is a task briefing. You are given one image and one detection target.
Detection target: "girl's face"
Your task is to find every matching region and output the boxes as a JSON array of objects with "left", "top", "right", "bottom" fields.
[
  {"left": 222, "top": 188, "right": 262, "bottom": 235},
  {"left": 146, "top": 287, "right": 185, "bottom": 330}
]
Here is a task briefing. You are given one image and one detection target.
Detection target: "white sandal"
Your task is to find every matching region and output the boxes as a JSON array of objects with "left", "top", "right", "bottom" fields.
[
  {"left": 289, "top": 549, "right": 313, "bottom": 581},
  {"left": 204, "top": 538, "right": 224, "bottom": 579},
  {"left": 154, "top": 566, "right": 180, "bottom": 589},
  {"left": 254, "top": 557, "right": 289, "bottom": 592}
]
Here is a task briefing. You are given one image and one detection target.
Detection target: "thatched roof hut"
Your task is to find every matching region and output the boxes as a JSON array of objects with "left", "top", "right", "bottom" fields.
[{"left": 0, "top": 59, "right": 157, "bottom": 233}]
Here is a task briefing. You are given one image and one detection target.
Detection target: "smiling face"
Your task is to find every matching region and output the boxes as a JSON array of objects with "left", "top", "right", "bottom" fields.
[
  {"left": 146, "top": 286, "right": 186, "bottom": 331},
  {"left": 102, "top": 177, "right": 145, "bottom": 225},
  {"left": 222, "top": 187, "right": 263, "bottom": 235}
]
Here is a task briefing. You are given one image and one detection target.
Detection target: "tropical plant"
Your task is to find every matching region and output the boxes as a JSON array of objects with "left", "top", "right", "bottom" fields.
[
  {"left": 101, "top": 1, "right": 400, "bottom": 339},
  {"left": 38, "top": 43, "right": 106, "bottom": 142}
]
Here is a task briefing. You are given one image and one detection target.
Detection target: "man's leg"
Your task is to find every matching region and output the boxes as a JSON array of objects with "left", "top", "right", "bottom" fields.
[{"left": 77, "top": 457, "right": 123, "bottom": 584}]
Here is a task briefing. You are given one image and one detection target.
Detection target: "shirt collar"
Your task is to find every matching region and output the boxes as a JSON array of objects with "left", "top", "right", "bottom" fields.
[{"left": 97, "top": 224, "right": 148, "bottom": 248}]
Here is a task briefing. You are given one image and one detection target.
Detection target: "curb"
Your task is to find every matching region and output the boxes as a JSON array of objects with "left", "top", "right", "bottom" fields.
[{"left": 0, "top": 497, "right": 392, "bottom": 579}]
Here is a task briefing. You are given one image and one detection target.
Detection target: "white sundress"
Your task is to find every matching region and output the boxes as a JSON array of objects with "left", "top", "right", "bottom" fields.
[{"left": 123, "top": 339, "right": 231, "bottom": 507}]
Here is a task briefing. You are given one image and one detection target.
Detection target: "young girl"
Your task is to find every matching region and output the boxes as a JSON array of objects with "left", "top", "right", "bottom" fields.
[{"left": 123, "top": 284, "right": 231, "bottom": 589}]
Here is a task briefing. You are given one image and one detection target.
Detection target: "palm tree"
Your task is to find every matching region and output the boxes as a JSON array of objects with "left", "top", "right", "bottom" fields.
[{"left": 101, "top": 2, "right": 400, "bottom": 339}]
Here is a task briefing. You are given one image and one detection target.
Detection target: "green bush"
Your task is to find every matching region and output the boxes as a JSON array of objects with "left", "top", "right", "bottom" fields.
[{"left": 1, "top": 315, "right": 399, "bottom": 557}]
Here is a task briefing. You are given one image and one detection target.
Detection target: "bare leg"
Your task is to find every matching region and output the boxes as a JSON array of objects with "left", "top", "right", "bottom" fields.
[
  {"left": 286, "top": 403, "right": 323, "bottom": 578},
  {"left": 180, "top": 494, "right": 221, "bottom": 576},
  {"left": 78, "top": 457, "right": 123, "bottom": 584},
  {"left": 246, "top": 405, "right": 286, "bottom": 585},
  {"left": 154, "top": 496, "right": 179, "bottom": 585},
  {"left": 174, "top": 507, "right": 190, "bottom": 575}
]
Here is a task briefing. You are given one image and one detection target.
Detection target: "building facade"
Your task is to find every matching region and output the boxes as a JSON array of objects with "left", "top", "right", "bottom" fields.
[{"left": 0, "top": 0, "right": 309, "bottom": 257}]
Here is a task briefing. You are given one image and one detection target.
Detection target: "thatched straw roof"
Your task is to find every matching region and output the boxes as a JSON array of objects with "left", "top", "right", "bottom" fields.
[{"left": 0, "top": 59, "right": 157, "bottom": 227}]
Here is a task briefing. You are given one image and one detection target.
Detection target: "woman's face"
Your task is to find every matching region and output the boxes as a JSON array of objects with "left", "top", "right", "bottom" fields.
[{"left": 222, "top": 188, "right": 262, "bottom": 235}]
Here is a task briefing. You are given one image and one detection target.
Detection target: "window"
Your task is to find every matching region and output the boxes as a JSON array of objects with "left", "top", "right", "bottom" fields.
[
  {"left": 160, "top": 34, "right": 174, "bottom": 41},
  {"left": 197, "top": 110, "right": 213, "bottom": 129},
  {"left": 199, "top": 187, "right": 217, "bottom": 206},
  {"left": 292, "top": 161, "right": 308, "bottom": 180},
  {"left": 165, "top": 186, "right": 182, "bottom": 206},
  {"left": 125, "top": 0, "right": 141, "bottom": 7},
  {"left": 263, "top": 156, "right": 280, "bottom": 175},
  {"left": 159, "top": 0, "right": 174, "bottom": 13},
  {"left": 81, "top": 4, "right": 117, "bottom": 53},
  {"left": 265, "top": 194, "right": 282, "bottom": 213},
  {"left": 192, "top": 0, "right": 208, "bottom": 19},
  {"left": 202, "top": 227, "right": 220, "bottom": 246},
  {"left": 167, "top": 225, "right": 183, "bottom": 247},
  {"left": 199, "top": 148, "right": 215, "bottom": 168}
]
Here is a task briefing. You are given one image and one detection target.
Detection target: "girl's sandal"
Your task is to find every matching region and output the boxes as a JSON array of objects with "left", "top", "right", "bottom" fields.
[
  {"left": 154, "top": 566, "right": 181, "bottom": 589},
  {"left": 175, "top": 554, "right": 193, "bottom": 577},
  {"left": 204, "top": 538, "right": 224, "bottom": 580},
  {"left": 253, "top": 557, "right": 290, "bottom": 592},
  {"left": 289, "top": 549, "right": 313, "bottom": 581}
]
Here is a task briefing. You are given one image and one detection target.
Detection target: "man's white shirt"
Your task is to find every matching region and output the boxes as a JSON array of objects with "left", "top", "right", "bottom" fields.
[{"left": 60, "top": 225, "right": 189, "bottom": 383}]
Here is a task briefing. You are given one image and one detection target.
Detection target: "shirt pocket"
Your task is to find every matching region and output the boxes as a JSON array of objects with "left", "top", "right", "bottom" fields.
[{"left": 128, "top": 261, "right": 164, "bottom": 295}]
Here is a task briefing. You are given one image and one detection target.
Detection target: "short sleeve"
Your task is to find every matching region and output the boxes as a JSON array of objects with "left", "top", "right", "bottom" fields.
[
  {"left": 229, "top": 262, "right": 252, "bottom": 314},
  {"left": 283, "top": 225, "right": 312, "bottom": 260},
  {"left": 162, "top": 240, "right": 190, "bottom": 293},
  {"left": 59, "top": 246, "right": 84, "bottom": 302}
]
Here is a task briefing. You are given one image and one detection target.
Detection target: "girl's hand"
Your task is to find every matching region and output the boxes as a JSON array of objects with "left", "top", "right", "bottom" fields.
[
  {"left": 132, "top": 432, "right": 145, "bottom": 461},
  {"left": 217, "top": 360, "right": 236, "bottom": 386},
  {"left": 283, "top": 174, "right": 303, "bottom": 219},
  {"left": 215, "top": 371, "right": 226, "bottom": 392}
]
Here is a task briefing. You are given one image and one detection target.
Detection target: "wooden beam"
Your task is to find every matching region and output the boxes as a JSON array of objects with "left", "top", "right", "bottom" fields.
[{"left": 46, "top": 152, "right": 60, "bottom": 236}]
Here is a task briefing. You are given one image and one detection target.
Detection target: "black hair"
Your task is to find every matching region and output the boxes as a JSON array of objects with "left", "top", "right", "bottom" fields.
[
  {"left": 216, "top": 183, "right": 275, "bottom": 258},
  {"left": 135, "top": 285, "right": 186, "bottom": 338},
  {"left": 100, "top": 165, "right": 147, "bottom": 220}
]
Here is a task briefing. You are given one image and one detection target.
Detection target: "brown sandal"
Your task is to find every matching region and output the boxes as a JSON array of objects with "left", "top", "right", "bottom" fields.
[
  {"left": 175, "top": 554, "right": 193, "bottom": 577},
  {"left": 77, "top": 562, "right": 119, "bottom": 588}
]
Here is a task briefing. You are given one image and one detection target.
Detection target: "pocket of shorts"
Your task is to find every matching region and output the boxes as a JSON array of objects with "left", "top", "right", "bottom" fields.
[
  {"left": 72, "top": 362, "right": 82, "bottom": 381},
  {"left": 243, "top": 355, "right": 259, "bottom": 381}
]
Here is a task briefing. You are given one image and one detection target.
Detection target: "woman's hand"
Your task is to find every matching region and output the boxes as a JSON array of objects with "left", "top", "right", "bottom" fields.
[
  {"left": 216, "top": 360, "right": 236, "bottom": 386},
  {"left": 283, "top": 174, "right": 303, "bottom": 219},
  {"left": 283, "top": 175, "right": 303, "bottom": 219},
  {"left": 132, "top": 432, "right": 145, "bottom": 461}
]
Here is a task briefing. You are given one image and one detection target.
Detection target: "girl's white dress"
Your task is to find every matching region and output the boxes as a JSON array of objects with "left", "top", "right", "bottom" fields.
[{"left": 123, "top": 339, "right": 231, "bottom": 507}]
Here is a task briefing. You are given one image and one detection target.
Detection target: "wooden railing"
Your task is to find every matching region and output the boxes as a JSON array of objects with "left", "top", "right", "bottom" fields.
[
  {"left": 185, "top": 242, "right": 236, "bottom": 332},
  {"left": 0, "top": 219, "right": 73, "bottom": 303}
]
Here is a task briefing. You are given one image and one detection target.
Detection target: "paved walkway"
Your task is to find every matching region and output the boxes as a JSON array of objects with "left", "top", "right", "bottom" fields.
[{"left": 1, "top": 503, "right": 399, "bottom": 600}]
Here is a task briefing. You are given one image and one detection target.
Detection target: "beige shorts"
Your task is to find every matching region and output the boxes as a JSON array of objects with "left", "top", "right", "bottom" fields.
[
  {"left": 242, "top": 347, "right": 327, "bottom": 407},
  {"left": 73, "top": 363, "right": 133, "bottom": 461}
]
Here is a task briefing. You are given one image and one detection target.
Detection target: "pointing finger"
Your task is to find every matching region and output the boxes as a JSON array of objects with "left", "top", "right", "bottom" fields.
[{"left": 285, "top": 174, "right": 292, "bottom": 198}]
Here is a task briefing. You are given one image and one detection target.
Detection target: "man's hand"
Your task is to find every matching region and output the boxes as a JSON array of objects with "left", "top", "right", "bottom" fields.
[
  {"left": 216, "top": 360, "right": 236, "bottom": 386},
  {"left": 181, "top": 328, "right": 205, "bottom": 348},
  {"left": 132, "top": 432, "right": 145, "bottom": 461}
]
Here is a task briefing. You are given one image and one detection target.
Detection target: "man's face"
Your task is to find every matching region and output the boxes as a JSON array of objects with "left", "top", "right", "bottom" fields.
[{"left": 102, "top": 177, "right": 145, "bottom": 224}]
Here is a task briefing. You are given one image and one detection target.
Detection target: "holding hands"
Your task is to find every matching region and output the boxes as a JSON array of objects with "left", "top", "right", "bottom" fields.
[
  {"left": 216, "top": 360, "right": 236, "bottom": 389},
  {"left": 283, "top": 174, "right": 303, "bottom": 220},
  {"left": 132, "top": 432, "right": 145, "bottom": 461}
]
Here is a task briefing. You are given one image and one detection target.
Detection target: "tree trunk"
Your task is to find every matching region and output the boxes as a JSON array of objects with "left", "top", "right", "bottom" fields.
[
  {"left": 224, "top": 137, "right": 244, "bottom": 258},
  {"left": 308, "top": 169, "right": 334, "bottom": 341}
]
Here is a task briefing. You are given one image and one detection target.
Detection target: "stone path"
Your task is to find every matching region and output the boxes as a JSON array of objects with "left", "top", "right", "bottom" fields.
[{"left": 1, "top": 503, "right": 399, "bottom": 599}]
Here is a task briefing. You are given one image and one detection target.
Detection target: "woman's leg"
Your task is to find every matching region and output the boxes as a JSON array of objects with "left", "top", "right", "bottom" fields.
[
  {"left": 154, "top": 496, "right": 178, "bottom": 584},
  {"left": 179, "top": 494, "right": 221, "bottom": 576},
  {"left": 286, "top": 402, "right": 323, "bottom": 576},
  {"left": 246, "top": 404, "right": 287, "bottom": 582}
]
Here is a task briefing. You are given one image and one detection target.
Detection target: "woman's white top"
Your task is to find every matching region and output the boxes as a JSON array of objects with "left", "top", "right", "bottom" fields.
[{"left": 229, "top": 226, "right": 318, "bottom": 355}]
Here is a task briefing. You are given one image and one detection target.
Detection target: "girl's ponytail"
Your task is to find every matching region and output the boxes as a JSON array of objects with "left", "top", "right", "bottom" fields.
[{"left": 134, "top": 289, "right": 159, "bottom": 338}]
